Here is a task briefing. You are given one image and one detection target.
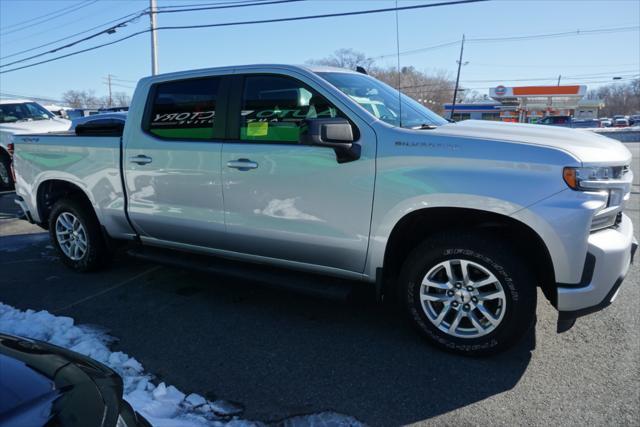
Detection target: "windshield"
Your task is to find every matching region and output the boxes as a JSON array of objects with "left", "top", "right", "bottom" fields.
[
  {"left": 317, "top": 72, "right": 447, "bottom": 128},
  {"left": 0, "top": 102, "right": 55, "bottom": 123}
]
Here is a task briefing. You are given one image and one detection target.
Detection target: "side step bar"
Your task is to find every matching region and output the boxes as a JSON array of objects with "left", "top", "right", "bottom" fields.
[{"left": 126, "top": 245, "right": 361, "bottom": 302}]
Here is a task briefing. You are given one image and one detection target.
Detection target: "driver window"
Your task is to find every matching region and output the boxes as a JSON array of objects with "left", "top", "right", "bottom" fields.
[{"left": 239, "top": 75, "right": 343, "bottom": 143}]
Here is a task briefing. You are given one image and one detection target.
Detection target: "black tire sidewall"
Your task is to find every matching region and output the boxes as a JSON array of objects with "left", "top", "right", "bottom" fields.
[
  {"left": 48, "top": 198, "right": 106, "bottom": 272},
  {"left": 400, "top": 234, "right": 536, "bottom": 356},
  {"left": 0, "top": 155, "right": 12, "bottom": 190}
]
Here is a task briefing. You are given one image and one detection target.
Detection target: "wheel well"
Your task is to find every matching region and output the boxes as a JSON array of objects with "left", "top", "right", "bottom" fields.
[
  {"left": 37, "top": 180, "right": 92, "bottom": 228},
  {"left": 382, "top": 207, "right": 556, "bottom": 301}
]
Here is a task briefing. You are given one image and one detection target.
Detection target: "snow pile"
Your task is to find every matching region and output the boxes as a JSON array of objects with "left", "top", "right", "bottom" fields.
[{"left": 0, "top": 303, "right": 364, "bottom": 427}]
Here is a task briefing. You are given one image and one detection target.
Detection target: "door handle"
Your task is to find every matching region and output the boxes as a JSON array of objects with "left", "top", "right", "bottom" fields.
[
  {"left": 227, "top": 159, "right": 258, "bottom": 171},
  {"left": 130, "top": 155, "right": 153, "bottom": 165}
]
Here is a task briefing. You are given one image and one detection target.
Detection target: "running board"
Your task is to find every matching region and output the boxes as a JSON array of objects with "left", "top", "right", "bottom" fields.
[{"left": 125, "top": 245, "right": 359, "bottom": 301}]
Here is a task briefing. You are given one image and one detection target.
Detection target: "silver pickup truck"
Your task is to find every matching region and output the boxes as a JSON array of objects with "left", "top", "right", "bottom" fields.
[{"left": 13, "top": 65, "right": 637, "bottom": 356}]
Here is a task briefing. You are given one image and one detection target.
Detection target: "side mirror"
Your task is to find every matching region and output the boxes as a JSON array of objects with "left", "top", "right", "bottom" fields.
[{"left": 300, "top": 118, "right": 360, "bottom": 163}]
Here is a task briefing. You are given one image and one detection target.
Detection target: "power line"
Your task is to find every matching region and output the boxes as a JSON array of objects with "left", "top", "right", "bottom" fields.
[
  {"left": 374, "top": 25, "right": 640, "bottom": 60},
  {"left": 0, "top": 12, "right": 147, "bottom": 68},
  {"left": 0, "top": 1, "right": 99, "bottom": 37},
  {"left": 0, "top": 0, "right": 486, "bottom": 74},
  {"left": 156, "top": 0, "right": 275, "bottom": 8},
  {"left": 155, "top": 0, "right": 305, "bottom": 14},
  {"left": 0, "top": 9, "right": 148, "bottom": 61}
]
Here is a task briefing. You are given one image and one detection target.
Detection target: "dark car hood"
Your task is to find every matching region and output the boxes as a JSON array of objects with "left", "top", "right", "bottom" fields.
[{"left": 0, "top": 334, "right": 123, "bottom": 427}]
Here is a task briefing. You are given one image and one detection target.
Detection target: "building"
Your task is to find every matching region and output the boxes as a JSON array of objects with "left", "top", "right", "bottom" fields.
[
  {"left": 442, "top": 101, "right": 502, "bottom": 121},
  {"left": 443, "top": 85, "right": 604, "bottom": 123}
]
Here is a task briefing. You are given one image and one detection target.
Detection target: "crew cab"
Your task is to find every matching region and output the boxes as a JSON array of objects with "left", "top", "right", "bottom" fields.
[
  {"left": 12, "top": 65, "right": 637, "bottom": 356},
  {"left": 0, "top": 99, "right": 70, "bottom": 190}
]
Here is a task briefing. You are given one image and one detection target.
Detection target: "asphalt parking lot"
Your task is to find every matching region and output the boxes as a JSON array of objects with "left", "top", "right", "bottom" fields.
[{"left": 1, "top": 143, "right": 638, "bottom": 426}]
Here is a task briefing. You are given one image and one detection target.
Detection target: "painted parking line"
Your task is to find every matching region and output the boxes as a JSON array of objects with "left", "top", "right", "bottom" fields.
[{"left": 53, "top": 265, "right": 162, "bottom": 314}]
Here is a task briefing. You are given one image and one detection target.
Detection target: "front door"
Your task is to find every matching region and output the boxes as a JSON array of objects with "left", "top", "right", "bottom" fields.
[
  {"left": 221, "top": 73, "right": 376, "bottom": 273},
  {"left": 124, "top": 75, "right": 227, "bottom": 248}
]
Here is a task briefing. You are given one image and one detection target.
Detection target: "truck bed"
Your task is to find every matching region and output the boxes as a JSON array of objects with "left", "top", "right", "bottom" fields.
[{"left": 13, "top": 133, "right": 131, "bottom": 238}]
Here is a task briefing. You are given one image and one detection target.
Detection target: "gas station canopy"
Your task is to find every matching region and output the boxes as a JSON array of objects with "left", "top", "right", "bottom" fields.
[{"left": 489, "top": 85, "right": 588, "bottom": 122}]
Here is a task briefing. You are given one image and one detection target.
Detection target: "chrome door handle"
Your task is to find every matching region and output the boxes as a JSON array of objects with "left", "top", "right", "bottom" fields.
[
  {"left": 227, "top": 159, "right": 258, "bottom": 171},
  {"left": 130, "top": 155, "right": 152, "bottom": 165}
]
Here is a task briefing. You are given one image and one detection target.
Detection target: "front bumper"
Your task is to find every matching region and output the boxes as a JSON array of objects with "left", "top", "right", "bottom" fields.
[{"left": 557, "top": 214, "right": 637, "bottom": 332}]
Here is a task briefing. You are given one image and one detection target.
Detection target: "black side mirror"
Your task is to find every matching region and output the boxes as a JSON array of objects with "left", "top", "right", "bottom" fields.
[{"left": 300, "top": 118, "right": 360, "bottom": 163}]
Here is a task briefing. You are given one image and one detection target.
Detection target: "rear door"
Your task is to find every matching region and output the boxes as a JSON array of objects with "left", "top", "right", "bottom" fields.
[
  {"left": 220, "top": 73, "right": 376, "bottom": 273},
  {"left": 123, "top": 75, "right": 228, "bottom": 248}
]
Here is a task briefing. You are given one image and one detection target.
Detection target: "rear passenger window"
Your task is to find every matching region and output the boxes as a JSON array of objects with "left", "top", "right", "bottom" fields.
[
  {"left": 148, "top": 77, "right": 220, "bottom": 140},
  {"left": 239, "top": 75, "right": 342, "bottom": 143}
]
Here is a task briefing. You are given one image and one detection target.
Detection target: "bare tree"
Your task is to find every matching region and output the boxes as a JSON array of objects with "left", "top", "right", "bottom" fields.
[
  {"left": 62, "top": 90, "right": 102, "bottom": 108},
  {"left": 112, "top": 92, "right": 131, "bottom": 107},
  {"left": 586, "top": 78, "right": 640, "bottom": 116},
  {"left": 307, "top": 48, "right": 376, "bottom": 71},
  {"left": 307, "top": 49, "right": 455, "bottom": 115}
]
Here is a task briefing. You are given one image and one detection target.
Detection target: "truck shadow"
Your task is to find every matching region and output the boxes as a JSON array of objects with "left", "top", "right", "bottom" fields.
[{"left": 115, "top": 267, "right": 534, "bottom": 426}]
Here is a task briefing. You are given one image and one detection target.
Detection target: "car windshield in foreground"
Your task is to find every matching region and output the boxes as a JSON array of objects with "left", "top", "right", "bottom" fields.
[
  {"left": 0, "top": 102, "right": 55, "bottom": 123},
  {"left": 317, "top": 71, "right": 448, "bottom": 129}
]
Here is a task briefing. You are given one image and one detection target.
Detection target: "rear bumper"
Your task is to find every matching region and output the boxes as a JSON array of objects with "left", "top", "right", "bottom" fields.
[
  {"left": 14, "top": 195, "right": 35, "bottom": 223},
  {"left": 557, "top": 214, "right": 637, "bottom": 331}
]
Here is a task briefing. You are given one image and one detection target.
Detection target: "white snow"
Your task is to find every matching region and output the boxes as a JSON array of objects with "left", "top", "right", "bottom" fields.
[{"left": 0, "top": 303, "right": 364, "bottom": 427}]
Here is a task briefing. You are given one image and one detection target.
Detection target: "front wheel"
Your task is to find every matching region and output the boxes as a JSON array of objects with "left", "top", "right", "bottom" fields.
[{"left": 399, "top": 232, "right": 536, "bottom": 356}]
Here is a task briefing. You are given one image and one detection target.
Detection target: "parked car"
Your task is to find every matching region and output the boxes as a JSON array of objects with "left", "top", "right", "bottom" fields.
[
  {"left": 537, "top": 115, "right": 572, "bottom": 126},
  {"left": 599, "top": 118, "right": 613, "bottom": 127},
  {"left": 537, "top": 116, "right": 599, "bottom": 128},
  {"left": 0, "top": 333, "right": 150, "bottom": 427},
  {"left": 0, "top": 99, "right": 70, "bottom": 190},
  {"left": 628, "top": 115, "right": 640, "bottom": 126},
  {"left": 12, "top": 65, "right": 637, "bottom": 356},
  {"left": 614, "top": 118, "right": 630, "bottom": 127}
]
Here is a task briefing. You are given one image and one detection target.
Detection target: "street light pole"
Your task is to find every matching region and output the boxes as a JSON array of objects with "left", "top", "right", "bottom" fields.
[
  {"left": 150, "top": 0, "right": 158, "bottom": 75},
  {"left": 450, "top": 34, "right": 465, "bottom": 120}
]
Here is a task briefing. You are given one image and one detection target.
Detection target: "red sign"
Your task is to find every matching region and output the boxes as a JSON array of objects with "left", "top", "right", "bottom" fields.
[{"left": 495, "top": 85, "right": 507, "bottom": 96}]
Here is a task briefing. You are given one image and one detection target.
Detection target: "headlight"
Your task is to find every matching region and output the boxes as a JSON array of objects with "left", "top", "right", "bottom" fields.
[{"left": 562, "top": 166, "right": 626, "bottom": 190}]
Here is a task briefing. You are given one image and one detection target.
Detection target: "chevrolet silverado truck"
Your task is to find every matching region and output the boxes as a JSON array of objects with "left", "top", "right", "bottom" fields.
[
  {"left": 12, "top": 65, "right": 637, "bottom": 356},
  {"left": 0, "top": 99, "right": 71, "bottom": 190}
]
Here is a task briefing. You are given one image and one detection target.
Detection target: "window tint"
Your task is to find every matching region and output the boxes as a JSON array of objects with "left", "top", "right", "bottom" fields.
[
  {"left": 239, "top": 75, "right": 341, "bottom": 143},
  {"left": 148, "top": 77, "right": 220, "bottom": 140}
]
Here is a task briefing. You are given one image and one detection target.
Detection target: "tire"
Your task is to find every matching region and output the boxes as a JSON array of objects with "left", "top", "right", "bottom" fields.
[
  {"left": 48, "top": 198, "right": 109, "bottom": 272},
  {"left": 399, "top": 231, "right": 536, "bottom": 356},
  {"left": 0, "top": 154, "right": 13, "bottom": 191}
]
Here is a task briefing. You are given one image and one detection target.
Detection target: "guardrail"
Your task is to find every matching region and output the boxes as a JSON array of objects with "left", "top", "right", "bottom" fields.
[{"left": 590, "top": 128, "right": 640, "bottom": 143}]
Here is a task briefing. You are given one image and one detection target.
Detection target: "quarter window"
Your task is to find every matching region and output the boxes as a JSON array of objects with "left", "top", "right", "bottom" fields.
[
  {"left": 239, "top": 75, "right": 342, "bottom": 143},
  {"left": 148, "top": 77, "right": 220, "bottom": 140}
]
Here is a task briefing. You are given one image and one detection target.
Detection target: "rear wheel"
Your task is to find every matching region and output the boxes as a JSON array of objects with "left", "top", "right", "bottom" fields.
[
  {"left": 0, "top": 154, "right": 13, "bottom": 191},
  {"left": 399, "top": 232, "right": 536, "bottom": 356},
  {"left": 49, "top": 198, "right": 108, "bottom": 271}
]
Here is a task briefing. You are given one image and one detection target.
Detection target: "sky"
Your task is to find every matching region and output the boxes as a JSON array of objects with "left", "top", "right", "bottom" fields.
[{"left": 0, "top": 0, "right": 638, "bottom": 103}]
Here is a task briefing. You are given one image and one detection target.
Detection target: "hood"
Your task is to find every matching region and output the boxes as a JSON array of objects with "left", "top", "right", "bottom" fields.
[
  {"left": 0, "top": 118, "right": 70, "bottom": 135},
  {"left": 434, "top": 120, "right": 632, "bottom": 167}
]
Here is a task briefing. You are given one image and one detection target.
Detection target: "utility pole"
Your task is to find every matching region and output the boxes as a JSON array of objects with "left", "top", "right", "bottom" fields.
[
  {"left": 557, "top": 74, "right": 561, "bottom": 86},
  {"left": 150, "top": 0, "right": 158, "bottom": 75},
  {"left": 450, "top": 34, "right": 465, "bottom": 121},
  {"left": 107, "top": 74, "right": 113, "bottom": 107}
]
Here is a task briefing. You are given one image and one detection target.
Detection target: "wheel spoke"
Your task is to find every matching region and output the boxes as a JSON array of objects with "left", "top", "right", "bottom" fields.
[
  {"left": 468, "top": 310, "right": 485, "bottom": 333},
  {"left": 442, "top": 261, "right": 456, "bottom": 284},
  {"left": 421, "top": 278, "right": 450, "bottom": 290},
  {"left": 478, "top": 290, "right": 504, "bottom": 301},
  {"left": 421, "top": 292, "right": 450, "bottom": 302},
  {"left": 473, "top": 277, "right": 497, "bottom": 288},
  {"left": 448, "top": 309, "right": 464, "bottom": 333},
  {"left": 476, "top": 303, "right": 499, "bottom": 326},
  {"left": 460, "top": 260, "right": 471, "bottom": 284},
  {"left": 433, "top": 302, "right": 452, "bottom": 326}
]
